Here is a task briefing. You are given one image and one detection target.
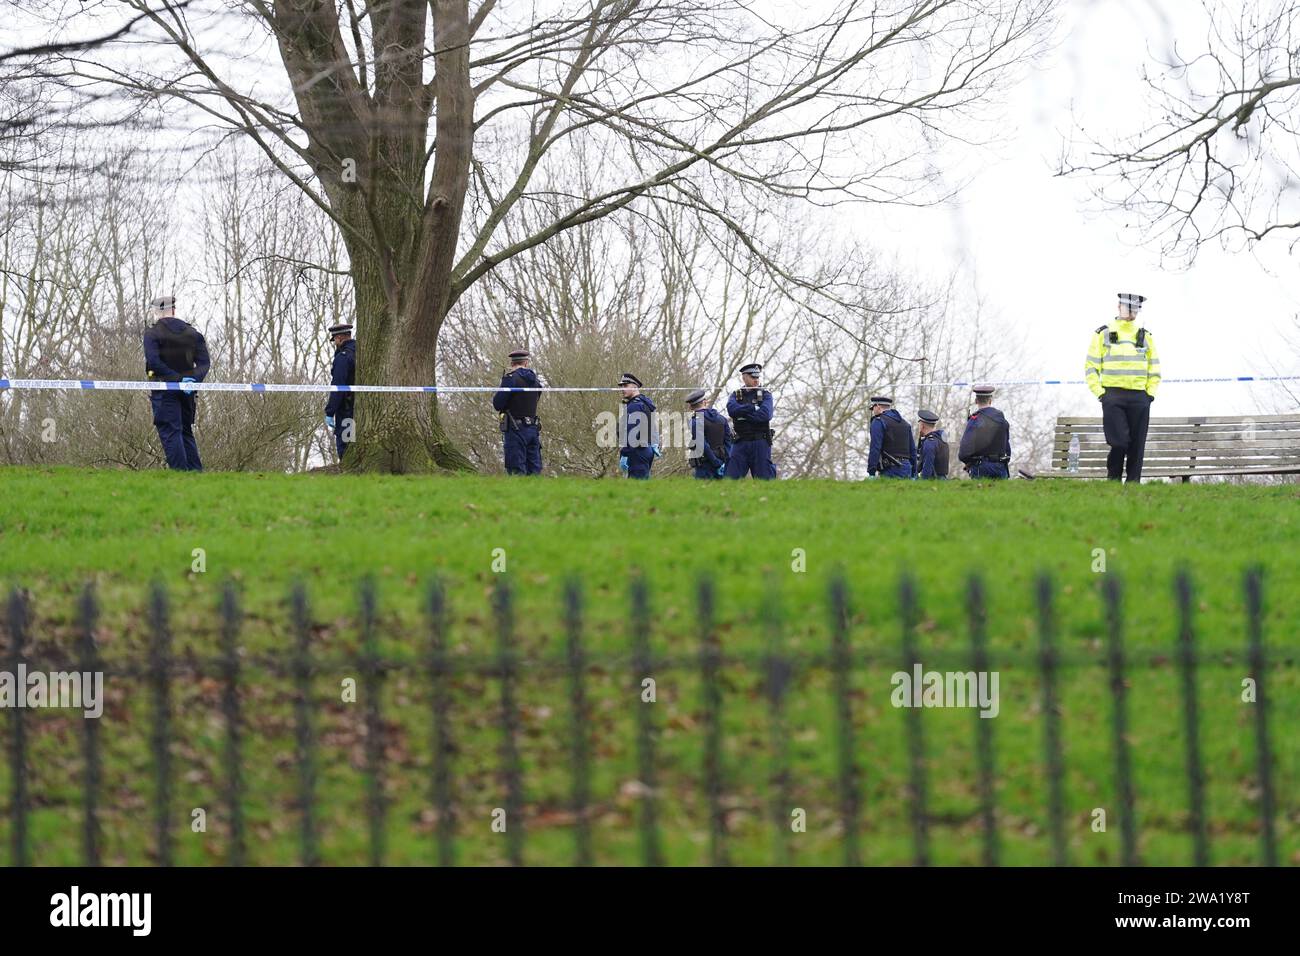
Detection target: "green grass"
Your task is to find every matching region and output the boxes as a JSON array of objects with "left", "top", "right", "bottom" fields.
[{"left": 1, "top": 467, "right": 1297, "bottom": 866}]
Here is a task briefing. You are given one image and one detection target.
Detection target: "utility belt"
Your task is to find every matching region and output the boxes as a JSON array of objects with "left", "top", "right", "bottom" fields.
[
  {"left": 500, "top": 414, "right": 541, "bottom": 432},
  {"left": 966, "top": 455, "right": 1010, "bottom": 467},
  {"left": 688, "top": 448, "right": 725, "bottom": 467},
  {"left": 735, "top": 425, "right": 774, "bottom": 443}
]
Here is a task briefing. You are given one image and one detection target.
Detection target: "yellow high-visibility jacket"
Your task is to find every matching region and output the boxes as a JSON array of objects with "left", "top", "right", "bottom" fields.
[{"left": 1084, "top": 318, "right": 1160, "bottom": 399}]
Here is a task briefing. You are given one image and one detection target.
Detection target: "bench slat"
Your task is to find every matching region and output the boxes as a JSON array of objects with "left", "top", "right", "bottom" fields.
[
  {"left": 1050, "top": 413, "right": 1300, "bottom": 477},
  {"left": 1054, "top": 440, "right": 1300, "bottom": 452},
  {"left": 1057, "top": 414, "right": 1300, "bottom": 425},
  {"left": 1055, "top": 448, "right": 1300, "bottom": 458},
  {"left": 1054, "top": 461, "right": 1300, "bottom": 472},
  {"left": 1055, "top": 427, "right": 1300, "bottom": 439},
  {"left": 1048, "top": 466, "right": 1300, "bottom": 477}
]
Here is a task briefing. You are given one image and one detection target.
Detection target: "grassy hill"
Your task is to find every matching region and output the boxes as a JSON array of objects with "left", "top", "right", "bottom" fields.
[{"left": 1, "top": 467, "right": 1296, "bottom": 865}]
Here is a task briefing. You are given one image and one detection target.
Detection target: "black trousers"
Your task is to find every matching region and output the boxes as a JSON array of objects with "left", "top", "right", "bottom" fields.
[
  {"left": 1100, "top": 387, "right": 1152, "bottom": 482},
  {"left": 150, "top": 391, "right": 202, "bottom": 471}
]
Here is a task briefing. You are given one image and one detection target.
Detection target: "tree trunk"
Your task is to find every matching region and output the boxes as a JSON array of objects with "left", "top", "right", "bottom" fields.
[
  {"left": 342, "top": 247, "right": 476, "bottom": 474},
  {"left": 294, "top": 0, "right": 477, "bottom": 474}
]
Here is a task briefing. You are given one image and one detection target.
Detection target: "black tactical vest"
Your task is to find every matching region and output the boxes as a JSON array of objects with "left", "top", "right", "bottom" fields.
[
  {"left": 878, "top": 412, "right": 912, "bottom": 463},
  {"left": 149, "top": 320, "right": 201, "bottom": 376},
  {"left": 689, "top": 412, "right": 726, "bottom": 465},
  {"left": 732, "top": 389, "right": 772, "bottom": 441},
  {"left": 959, "top": 407, "right": 1010, "bottom": 463},
  {"left": 923, "top": 433, "right": 950, "bottom": 476},
  {"left": 504, "top": 368, "right": 541, "bottom": 418}
]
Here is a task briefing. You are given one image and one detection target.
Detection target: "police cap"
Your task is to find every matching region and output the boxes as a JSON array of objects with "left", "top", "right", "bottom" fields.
[
  {"left": 685, "top": 388, "right": 708, "bottom": 406},
  {"left": 150, "top": 295, "right": 176, "bottom": 310},
  {"left": 739, "top": 363, "right": 762, "bottom": 377},
  {"left": 328, "top": 323, "right": 354, "bottom": 337},
  {"left": 869, "top": 395, "right": 893, "bottom": 407},
  {"left": 972, "top": 384, "right": 996, "bottom": 398},
  {"left": 1117, "top": 292, "right": 1147, "bottom": 312},
  {"left": 619, "top": 372, "right": 642, "bottom": 388},
  {"left": 508, "top": 348, "right": 530, "bottom": 361},
  {"left": 917, "top": 409, "right": 939, "bottom": 424}
]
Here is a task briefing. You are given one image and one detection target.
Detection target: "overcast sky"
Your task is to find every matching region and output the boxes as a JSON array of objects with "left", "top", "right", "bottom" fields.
[
  {"left": 852, "top": 0, "right": 1299, "bottom": 418},
  {"left": 6, "top": 0, "right": 1297, "bottom": 419}
]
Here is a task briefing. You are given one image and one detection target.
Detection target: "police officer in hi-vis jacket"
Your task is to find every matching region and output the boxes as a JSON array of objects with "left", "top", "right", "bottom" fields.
[{"left": 1085, "top": 292, "right": 1161, "bottom": 483}]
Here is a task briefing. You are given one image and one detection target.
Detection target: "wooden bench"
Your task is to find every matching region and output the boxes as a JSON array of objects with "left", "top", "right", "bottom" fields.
[{"left": 1051, "top": 413, "right": 1300, "bottom": 481}]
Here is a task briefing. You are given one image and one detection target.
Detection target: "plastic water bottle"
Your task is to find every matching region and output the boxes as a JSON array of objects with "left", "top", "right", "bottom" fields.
[{"left": 1068, "top": 434, "right": 1080, "bottom": 473}]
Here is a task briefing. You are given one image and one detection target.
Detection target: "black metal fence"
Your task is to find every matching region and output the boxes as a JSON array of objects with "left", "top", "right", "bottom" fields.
[{"left": 1, "top": 570, "right": 1284, "bottom": 866}]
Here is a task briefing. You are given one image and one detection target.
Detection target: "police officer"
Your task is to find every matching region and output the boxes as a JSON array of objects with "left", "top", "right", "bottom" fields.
[
  {"left": 618, "top": 373, "right": 659, "bottom": 479},
  {"left": 685, "top": 388, "right": 732, "bottom": 479},
  {"left": 725, "top": 363, "right": 777, "bottom": 479},
  {"left": 1085, "top": 292, "right": 1161, "bottom": 483},
  {"left": 492, "top": 349, "right": 543, "bottom": 475},
  {"left": 142, "top": 294, "right": 209, "bottom": 471},
  {"left": 324, "top": 323, "right": 356, "bottom": 460},
  {"left": 916, "top": 409, "right": 950, "bottom": 479},
  {"left": 958, "top": 385, "right": 1012, "bottom": 479},
  {"left": 867, "top": 395, "right": 916, "bottom": 478}
]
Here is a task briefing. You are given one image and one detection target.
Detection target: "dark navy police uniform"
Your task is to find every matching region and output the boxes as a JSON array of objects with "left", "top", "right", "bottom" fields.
[
  {"left": 621, "top": 392, "right": 657, "bottom": 480},
  {"left": 868, "top": 408, "right": 916, "bottom": 478},
  {"left": 726, "top": 387, "right": 776, "bottom": 479},
  {"left": 687, "top": 398, "right": 732, "bottom": 479},
  {"left": 493, "top": 364, "right": 543, "bottom": 475},
  {"left": 918, "top": 429, "right": 950, "bottom": 479},
  {"left": 143, "top": 316, "right": 209, "bottom": 471},
  {"left": 325, "top": 338, "right": 356, "bottom": 459},
  {"left": 958, "top": 402, "right": 1012, "bottom": 479}
]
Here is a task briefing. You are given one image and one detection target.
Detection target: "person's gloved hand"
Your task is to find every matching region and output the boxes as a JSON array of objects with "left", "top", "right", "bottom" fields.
[
  {"left": 651, "top": 444, "right": 662, "bottom": 459},
  {"left": 180, "top": 376, "right": 197, "bottom": 396},
  {"left": 619, "top": 455, "right": 629, "bottom": 472},
  {"left": 325, "top": 415, "right": 335, "bottom": 429},
  {"left": 716, "top": 464, "right": 726, "bottom": 476}
]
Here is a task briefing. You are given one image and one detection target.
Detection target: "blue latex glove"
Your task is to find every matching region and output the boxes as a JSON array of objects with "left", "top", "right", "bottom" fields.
[
  {"left": 651, "top": 444, "right": 662, "bottom": 459},
  {"left": 180, "top": 376, "right": 197, "bottom": 396},
  {"left": 619, "top": 455, "right": 629, "bottom": 472},
  {"left": 325, "top": 415, "right": 335, "bottom": 429},
  {"left": 716, "top": 463, "right": 725, "bottom": 476}
]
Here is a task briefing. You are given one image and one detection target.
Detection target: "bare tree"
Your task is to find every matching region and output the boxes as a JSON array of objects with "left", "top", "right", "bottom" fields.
[
  {"left": 1061, "top": 0, "right": 1300, "bottom": 262},
  {"left": 197, "top": 148, "right": 355, "bottom": 471},
  {"left": 1, "top": 2, "right": 195, "bottom": 174},
  {"left": 441, "top": 173, "right": 713, "bottom": 476},
  {"left": 0, "top": 135, "right": 352, "bottom": 471},
  {"left": 51, "top": 0, "right": 1058, "bottom": 472},
  {"left": 0, "top": 141, "right": 180, "bottom": 465}
]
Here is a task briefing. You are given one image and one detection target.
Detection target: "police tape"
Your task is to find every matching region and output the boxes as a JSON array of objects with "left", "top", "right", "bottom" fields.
[{"left": 0, "top": 374, "right": 1297, "bottom": 394}]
